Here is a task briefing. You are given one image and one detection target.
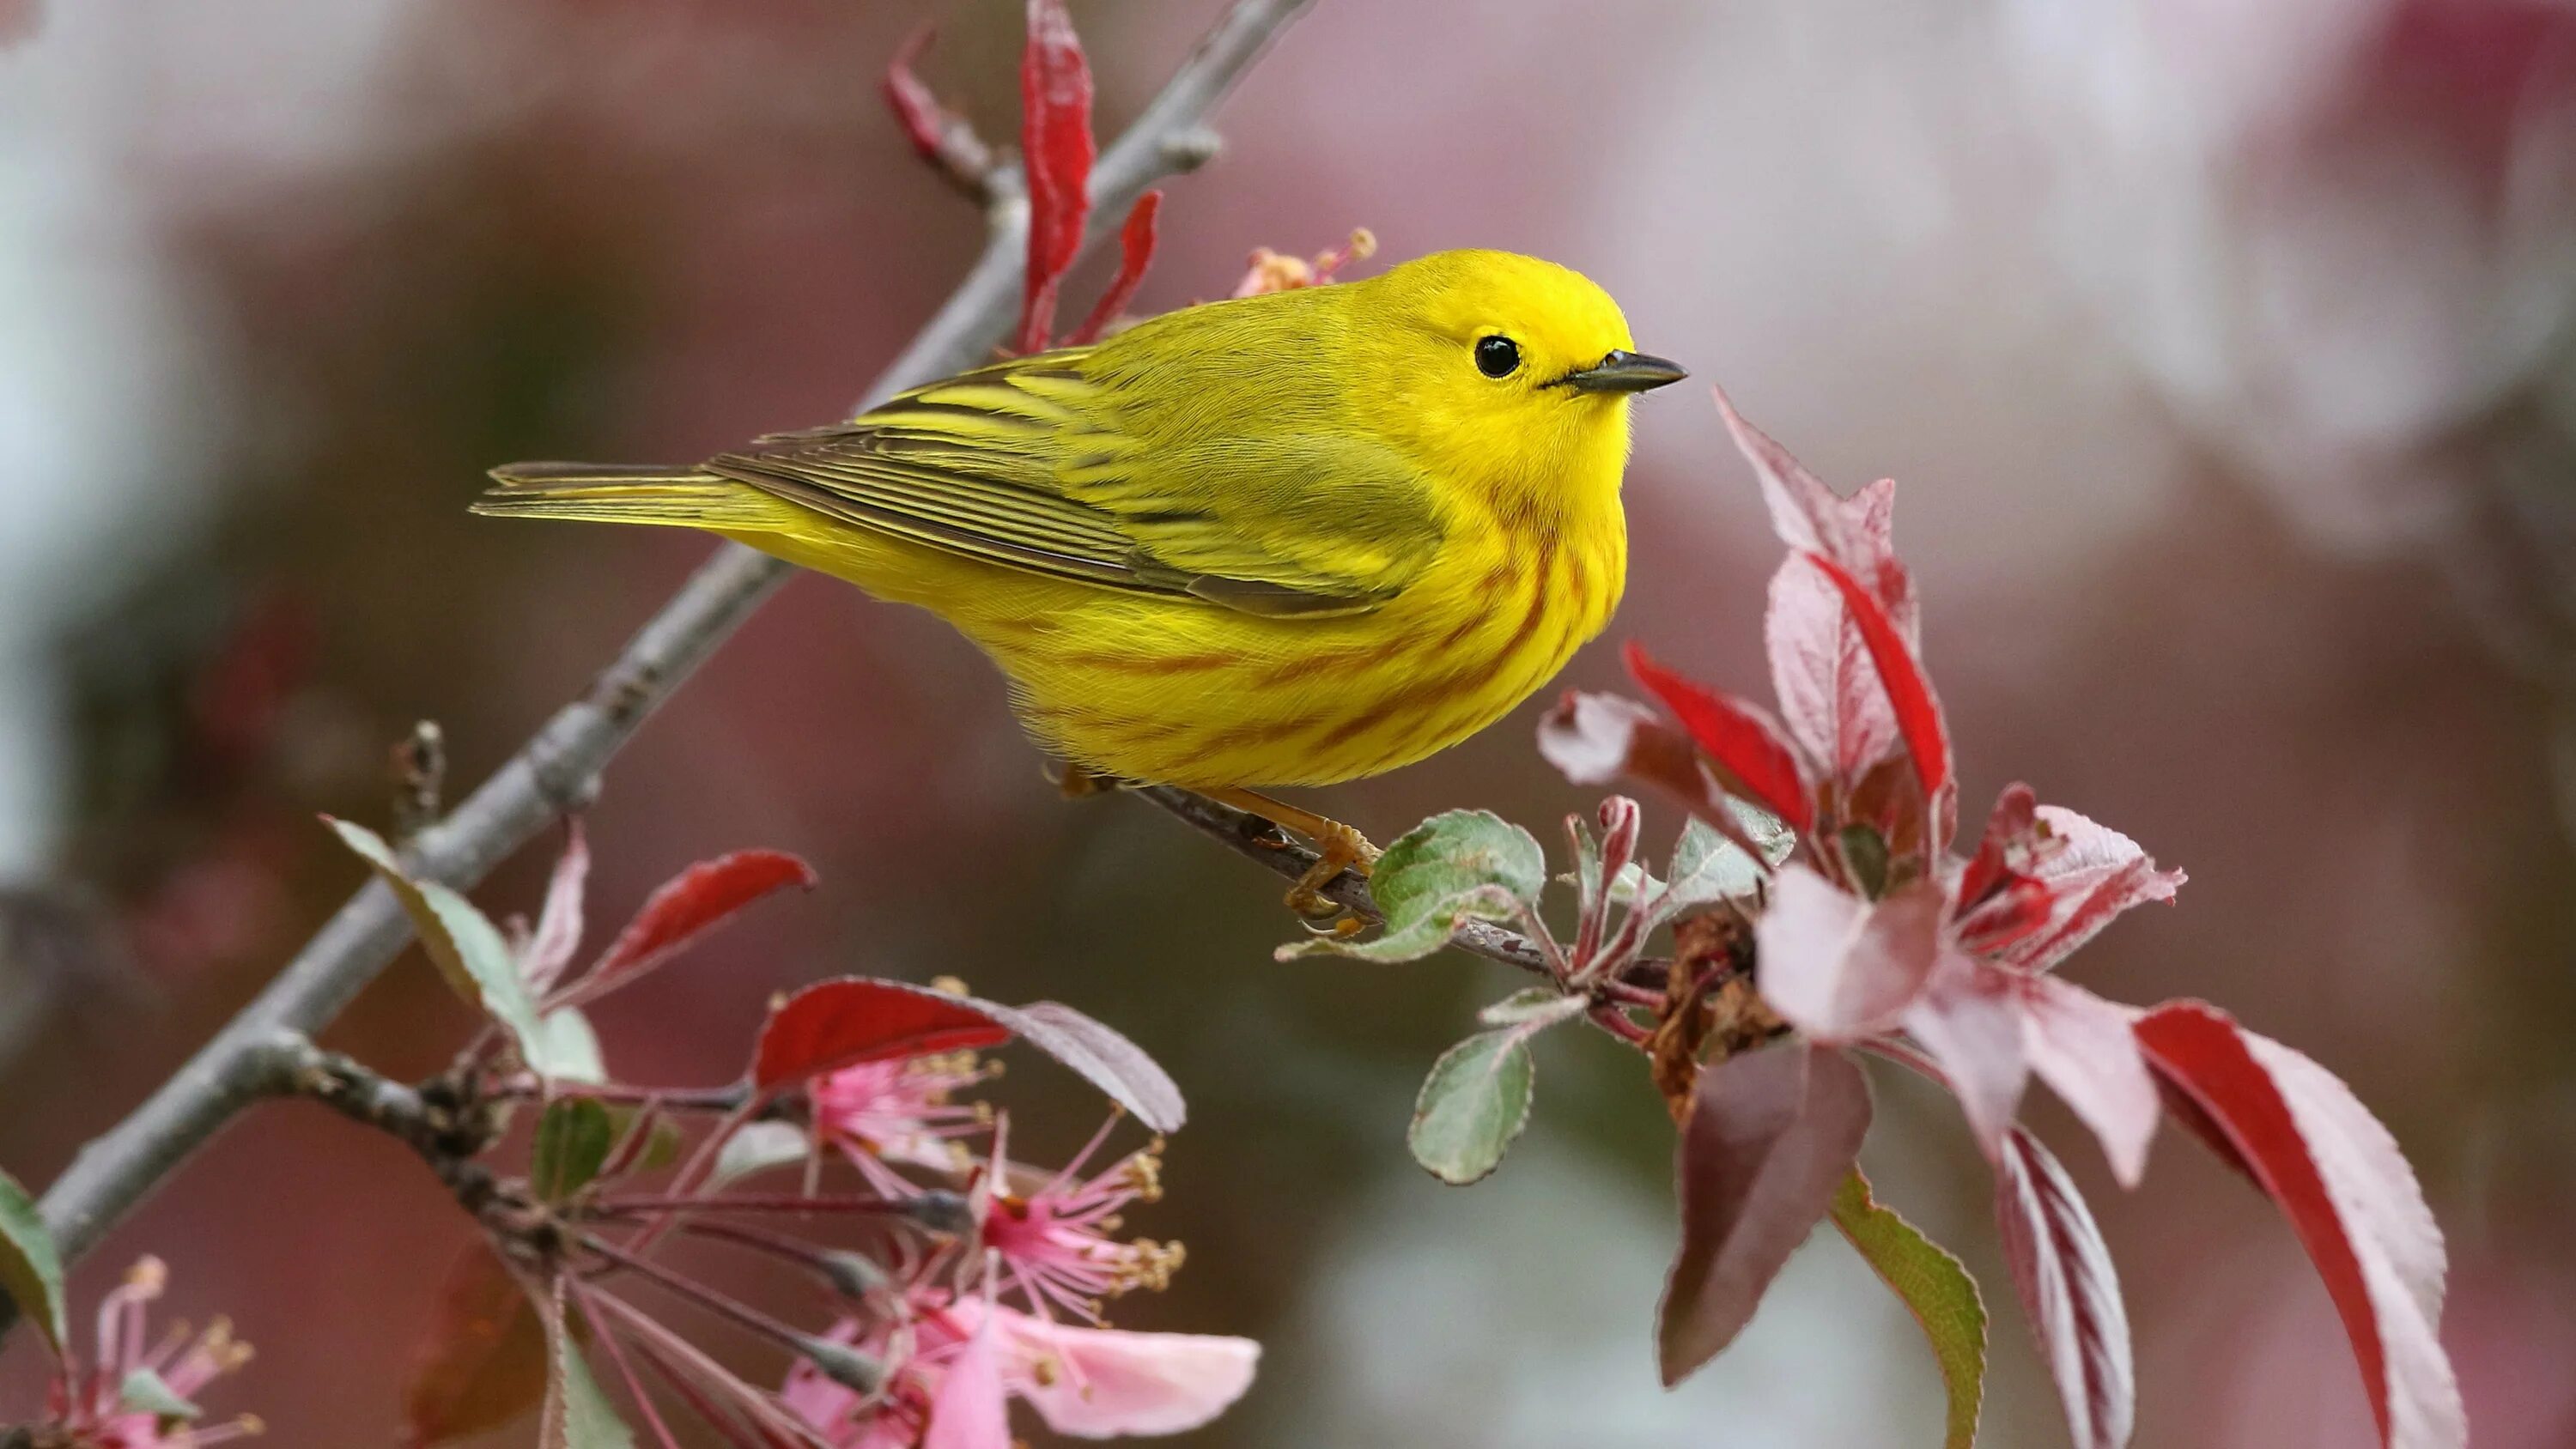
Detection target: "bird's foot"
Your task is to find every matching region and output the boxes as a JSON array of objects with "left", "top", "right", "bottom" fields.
[
  {"left": 1204, "top": 787, "right": 1379, "bottom": 923},
  {"left": 1285, "top": 818, "right": 1381, "bottom": 925}
]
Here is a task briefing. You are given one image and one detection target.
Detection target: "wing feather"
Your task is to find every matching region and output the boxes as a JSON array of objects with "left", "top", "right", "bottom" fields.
[{"left": 710, "top": 339, "right": 1442, "bottom": 615}]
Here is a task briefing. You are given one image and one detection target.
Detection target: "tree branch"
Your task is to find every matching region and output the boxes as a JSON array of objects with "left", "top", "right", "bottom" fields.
[{"left": 19, "top": 0, "right": 1313, "bottom": 1319}]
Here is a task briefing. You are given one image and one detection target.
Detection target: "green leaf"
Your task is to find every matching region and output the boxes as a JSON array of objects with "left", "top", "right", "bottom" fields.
[
  {"left": 1838, "top": 823, "right": 1892, "bottom": 900},
  {"left": 1408, "top": 1028, "right": 1536, "bottom": 1185},
  {"left": 605, "top": 1109, "right": 683, "bottom": 1173},
  {"left": 328, "top": 817, "right": 552, "bottom": 1071},
  {"left": 0, "top": 1163, "right": 65, "bottom": 1351},
  {"left": 710, "top": 1120, "right": 811, "bottom": 1190},
  {"left": 119, "top": 1367, "right": 203, "bottom": 1422},
  {"left": 1602, "top": 859, "right": 1662, "bottom": 907},
  {"left": 532, "top": 1100, "right": 616, "bottom": 1202},
  {"left": 530, "top": 1009, "right": 606, "bottom": 1083},
  {"left": 1476, "top": 986, "right": 1585, "bottom": 1028},
  {"left": 1663, "top": 806, "right": 1792, "bottom": 912},
  {"left": 1375, "top": 809, "right": 1547, "bottom": 924},
  {"left": 1831, "top": 1167, "right": 1987, "bottom": 1449},
  {"left": 1277, "top": 884, "right": 1524, "bottom": 962},
  {"left": 1279, "top": 807, "right": 1548, "bottom": 961},
  {"left": 556, "top": 1340, "right": 635, "bottom": 1449}
]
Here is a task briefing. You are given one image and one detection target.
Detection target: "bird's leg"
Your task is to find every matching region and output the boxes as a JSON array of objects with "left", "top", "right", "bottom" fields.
[{"left": 1203, "top": 787, "right": 1381, "bottom": 921}]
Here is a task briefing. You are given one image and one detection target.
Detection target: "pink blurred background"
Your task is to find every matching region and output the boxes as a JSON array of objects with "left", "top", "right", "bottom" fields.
[{"left": 3, "top": 0, "right": 2575, "bottom": 1444}]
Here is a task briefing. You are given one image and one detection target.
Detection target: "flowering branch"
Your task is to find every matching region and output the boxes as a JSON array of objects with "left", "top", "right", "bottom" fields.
[{"left": 12, "top": 0, "right": 1314, "bottom": 1324}]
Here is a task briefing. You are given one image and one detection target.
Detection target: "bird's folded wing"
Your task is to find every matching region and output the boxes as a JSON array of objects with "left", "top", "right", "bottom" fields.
[{"left": 709, "top": 357, "right": 1443, "bottom": 618}]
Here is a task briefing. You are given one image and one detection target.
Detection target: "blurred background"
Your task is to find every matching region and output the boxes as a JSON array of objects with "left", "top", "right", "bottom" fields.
[{"left": 3, "top": 0, "right": 2574, "bottom": 1443}]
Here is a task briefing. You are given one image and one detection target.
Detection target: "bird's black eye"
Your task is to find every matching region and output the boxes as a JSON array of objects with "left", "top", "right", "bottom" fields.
[{"left": 1474, "top": 335, "right": 1522, "bottom": 379}]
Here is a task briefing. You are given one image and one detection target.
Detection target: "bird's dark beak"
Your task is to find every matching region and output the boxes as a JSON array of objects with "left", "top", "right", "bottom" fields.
[{"left": 1561, "top": 349, "right": 1689, "bottom": 394}]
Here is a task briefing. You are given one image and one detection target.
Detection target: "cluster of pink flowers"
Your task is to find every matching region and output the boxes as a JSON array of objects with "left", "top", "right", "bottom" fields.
[
  {"left": 775, "top": 1064, "right": 1251, "bottom": 1449},
  {"left": 34, "top": 1258, "right": 261, "bottom": 1449}
]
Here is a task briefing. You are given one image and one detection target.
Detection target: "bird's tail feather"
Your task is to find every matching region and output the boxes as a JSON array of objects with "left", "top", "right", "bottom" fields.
[{"left": 473, "top": 463, "right": 802, "bottom": 530}]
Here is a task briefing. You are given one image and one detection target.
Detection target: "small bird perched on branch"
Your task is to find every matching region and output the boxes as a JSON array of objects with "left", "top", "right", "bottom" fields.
[{"left": 476, "top": 249, "right": 1685, "bottom": 915}]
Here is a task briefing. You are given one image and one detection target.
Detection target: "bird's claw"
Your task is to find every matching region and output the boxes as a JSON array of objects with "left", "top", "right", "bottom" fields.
[{"left": 1283, "top": 820, "right": 1378, "bottom": 922}]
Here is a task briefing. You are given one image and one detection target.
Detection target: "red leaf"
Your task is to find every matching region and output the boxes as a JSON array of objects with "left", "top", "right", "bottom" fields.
[
  {"left": 1997, "top": 806, "right": 2184, "bottom": 973},
  {"left": 1067, "top": 191, "right": 1161, "bottom": 347},
  {"left": 750, "top": 980, "right": 1185, "bottom": 1130},
  {"left": 2020, "top": 976, "right": 2158, "bottom": 1187},
  {"left": 752, "top": 979, "right": 1010, "bottom": 1091},
  {"left": 1625, "top": 641, "right": 1815, "bottom": 833},
  {"left": 1806, "top": 552, "right": 1952, "bottom": 831},
  {"left": 402, "top": 1246, "right": 549, "bottom": 1446},
  {"left": 1752, "top": 865, "right": 1941, "bottom": 1041},
  {"left": 1016, "top": 0, "right": 1095, "bottom": 354},
  {"left": 1958, "top": 784, "right": 2038, "bottom": 909},
  {"left": 884, "top": 22, "right": 951, "bottom": 161},
  {"left": 1659, "top": 1040, "right": 1873, "bottom": 1385},
  {"left": 1537, "top": 692, "right": 1783, "bottom": 869},
  {"left": 1995, "top": 1127, "right": 2136, "bottom": 1449},
  {"left": 1902, "top": 951, "right": 2029, "bottom": 1159},
  {"left": 2135, "top": 1002, "right": 2463, "bottom": 1448},
  {"left": 1766, "top": 553, "right": 1905, "bottom": 785},
  {"left": 580, "top": 851, "right": 816, "bottom": 998}
]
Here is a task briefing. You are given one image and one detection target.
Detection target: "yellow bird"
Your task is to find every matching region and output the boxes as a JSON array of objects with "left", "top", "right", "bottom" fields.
[{"left": 476, "top": 249, "right": 1684, "bottom": 912}]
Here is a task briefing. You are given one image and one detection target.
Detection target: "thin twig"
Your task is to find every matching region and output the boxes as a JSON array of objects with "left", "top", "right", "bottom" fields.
[{"left": 15, "top": 0, "right": 1314, "bottom": 1329}]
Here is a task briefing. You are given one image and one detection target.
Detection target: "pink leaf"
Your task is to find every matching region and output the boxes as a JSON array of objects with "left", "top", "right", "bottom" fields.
[
  {"left": 1998, "top": 807, "right": 2184, "bottom": 973},
  {"left": 1753, "top": 865, "right": 1942, "bottom": 1040},
  {"left": 1766, "top": 554, "right": 1905, "bottom": 785},
  {"left": 1626, "top": 641, "right": 1816, "bottom": 833},
  {"left": 1538, "top": 689, "right": 1662, "bottom": 786},
  {"left": 972, "top": 998, "right": 1186, "bottom": 1132},
  {"left": 1995, "top": 1127, "right": 2136, "bottom": 1449},
  {"left": 582, "top": 850, "right": 817, "bottom": 997},
  {"left": 1016, "top": 0, "right": 1094, "bottom": 354},
  {"left": 1067, "top": 190, "right": 1161, "bottom": 347},
  {"left": 2020, "top": 977, "right": 2158, "bottom": 1187},
  {"left": 1537, "top": 692, "right": 1783, "bottom": 869},
  {"left": 522, "top": 821, "right": 588, "bottom": 992},
  {"left": 1903, "top": 951, "right": 2030, "bottom": 1159},
  {"left": 883, "top": 23, "right": 951, "bottom": 161},
  {"left": 1763, "top": 570, "right": 1891, "bottom": 805},
  {"left": 925, "top": 1327, "right": 1011, "bottom": 1449},
  {"left": 988, "top": 1306, "right": 1261, "bottom": 1437},
  {"left": 1660, "top": 1040, "right": 1873, "bottom": 1385},
  {"left": 1716, "top": 385, "right": 1917, "bottom": 639},
  {"left": 2135, "top": 1002, "right": 2463, "bottom": 1448},
  {"left": 1806, "top": 552, "right": 1953, "bottom": 840},
  {"left": 751, "top": 979, "right": 1011, "bottom": 1091}
]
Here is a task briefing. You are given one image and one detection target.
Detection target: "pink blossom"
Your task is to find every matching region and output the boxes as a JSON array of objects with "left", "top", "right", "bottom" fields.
[
  {"left": 784, "top": 1295, "right": 1258, "bottom": 1448},
  {"left": 38, "top": 1257, "right": 261, "bottom": 1449},
  {"left": 810, "top": 1052, "right": 993, "bottom": 1196},
  {"left": 972, "top": 1114, "right": 1183, "bottom": 1322}
]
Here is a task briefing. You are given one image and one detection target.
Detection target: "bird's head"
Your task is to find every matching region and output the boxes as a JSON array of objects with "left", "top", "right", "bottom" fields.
[{"left": 1360, "top": 250, "right": 1684, "bottom": 516}]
